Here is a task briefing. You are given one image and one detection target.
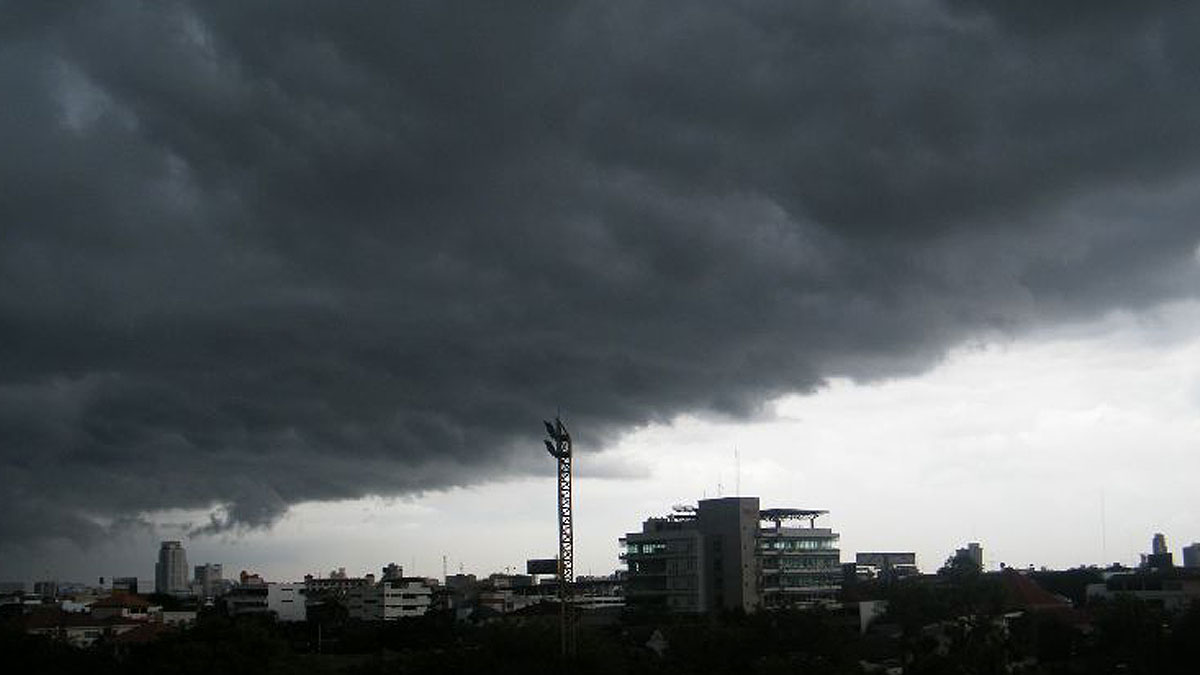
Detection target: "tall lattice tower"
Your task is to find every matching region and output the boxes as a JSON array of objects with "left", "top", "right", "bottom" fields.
[{"left": 543, "top": 416, "right": 575, "bottom": 657}]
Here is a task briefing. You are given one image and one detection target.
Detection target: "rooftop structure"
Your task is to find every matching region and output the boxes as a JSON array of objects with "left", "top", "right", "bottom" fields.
[{"left": 303, "top": 572, "right": 375, "bottom": 596}]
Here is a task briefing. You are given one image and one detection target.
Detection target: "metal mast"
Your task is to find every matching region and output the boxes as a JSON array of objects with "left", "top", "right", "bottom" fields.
[{"left": 543, "top": 416, "right": 575, "bottom": 657}]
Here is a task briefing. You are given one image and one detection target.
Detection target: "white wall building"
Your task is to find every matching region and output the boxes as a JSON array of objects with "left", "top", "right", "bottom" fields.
[
  {"left": 266, "top": 583, "right": 307, "bottom": 622},
  {"left": 347, "top": 578, "right": 433, "bottom": 621}
]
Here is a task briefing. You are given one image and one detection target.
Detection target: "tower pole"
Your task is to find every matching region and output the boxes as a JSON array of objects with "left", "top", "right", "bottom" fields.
[{"left": 544, "top": 416, "right": 575, "bottom": 658}]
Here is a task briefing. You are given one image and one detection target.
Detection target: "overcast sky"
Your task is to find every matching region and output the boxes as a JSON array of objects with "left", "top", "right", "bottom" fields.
[{"left": 2, "top": 1, "right": 1199, "bottom": 583}]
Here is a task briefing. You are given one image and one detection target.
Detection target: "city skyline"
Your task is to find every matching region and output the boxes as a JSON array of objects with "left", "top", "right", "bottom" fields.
[{"left": 3, "top": 3, "right": 1200, "bottom": 588}]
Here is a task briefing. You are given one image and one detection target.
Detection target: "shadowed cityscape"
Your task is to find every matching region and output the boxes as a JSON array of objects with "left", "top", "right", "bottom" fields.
[
  {"left": 4, "top": 493, "right": 1200, "bottom": 673},
  {"left": 3, "top": 1, "right": 1200, "bottom": 673}
]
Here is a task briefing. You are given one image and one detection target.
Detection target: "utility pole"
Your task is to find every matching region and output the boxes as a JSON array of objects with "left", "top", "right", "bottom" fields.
[{"left": 543, "top": 416, "right": 576, "bottom": 658}]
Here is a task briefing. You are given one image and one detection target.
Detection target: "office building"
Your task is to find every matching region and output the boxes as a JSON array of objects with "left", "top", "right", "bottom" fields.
[
  {"left": 1145, "top": 533, "right": 1174, "bottom": 569},
  {"left": 155, "top": 541, "right": 189, "bottom": 595},
  {"left": 954, "top": 542, "right": 983, "bottom": 570},
  {"left": 1184, "top": 543, "right": 1200, "bottom": 568},
  {"left": 621, "top": 496, "right": 841, "bottom": 613},
  {"left": 111, "top": 576, "right": 139, "bottom": 594},
  {"left": 194, "top": 563, "right": 223, "bottom": 599}
]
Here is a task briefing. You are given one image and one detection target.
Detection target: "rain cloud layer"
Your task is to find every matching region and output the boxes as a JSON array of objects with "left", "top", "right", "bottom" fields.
[{"left": 2, "top": 0, "right": 1199, "bottom": 549}]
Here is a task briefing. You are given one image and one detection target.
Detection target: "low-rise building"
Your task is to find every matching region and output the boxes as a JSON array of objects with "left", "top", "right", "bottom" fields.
[
  {"left": 346, "top": 578, "right": 433, "bottom": 621},
  {"left": 303, "top": 572, "right": 375, "bottom": 597},
  {"left": 153, "top": 610, "right": 197, "bottom": 626},
  {"left": 266, "top": 583, "right": 307, "bottom": 622},
  {"left": 90, "top": 594, "right": 151, "bottom": 621},
  {"left": 23, "top": 608, "right": 141, "bottom": 648},
  {"left": 224, "top": 581, "right": 269, "bottom": 618},
  {"left": 855, "top": 552, "right": 919, "bottom": 581},
  {"left": 1086, "top": 568, "right": 1200, "bottom": 612}
]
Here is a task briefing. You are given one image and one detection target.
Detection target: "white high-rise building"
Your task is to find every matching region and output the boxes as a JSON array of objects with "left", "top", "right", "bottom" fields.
[{"left": 155, "top": 541, "right": 189, "bottom": 595}]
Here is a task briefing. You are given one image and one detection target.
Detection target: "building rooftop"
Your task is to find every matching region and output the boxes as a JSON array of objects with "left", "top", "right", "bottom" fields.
[
  {"left": 91, "top": 594, "right": 150, "bottom": 609},
  {"left": 23, "top": 608, "right": 141, "bottom": 630},
  {"left": 759, "top": 508, "right": 828, "bottom": 520}
]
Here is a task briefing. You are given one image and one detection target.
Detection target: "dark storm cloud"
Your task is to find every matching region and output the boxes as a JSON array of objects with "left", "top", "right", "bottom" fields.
[{"left": 2, "top": 0, "right": 1198, "bottom": 547}]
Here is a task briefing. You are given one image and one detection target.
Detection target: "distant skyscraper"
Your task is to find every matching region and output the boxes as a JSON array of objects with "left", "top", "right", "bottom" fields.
[
  {"left": 1152, "top": 533, "right": 1168, "bottom": 555},
  {"left": 1182, "top": 543, "right": 1199, "bottom": 568},
  {"left": 33, "top": 580, "right": 58, "bottom": 599},
  {"left": 1145, "top": 533, "right": 1174, "bottom": 569},
  {"left": 954, "top": 542, "right": 984, "bottom": 570},
  {"left": 155, "top": 541, "right": 189, "bottom": 595},
  {"left": 194, "top": 563, "right": 223, "bottom": 599}
]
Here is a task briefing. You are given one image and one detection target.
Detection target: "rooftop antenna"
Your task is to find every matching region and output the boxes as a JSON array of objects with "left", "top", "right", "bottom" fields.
[
  {"left": 735, "top": 447, "right": 741, "bottom": 497},
  {"left": 1101, "top": 490, "right": 1108, "bottom": 563}
]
